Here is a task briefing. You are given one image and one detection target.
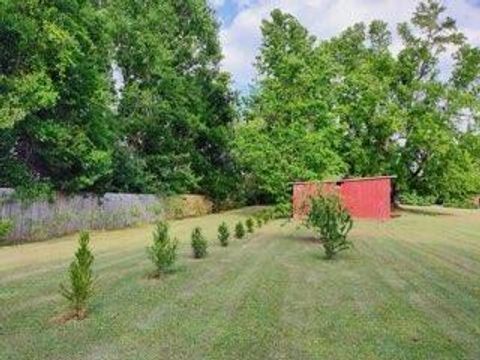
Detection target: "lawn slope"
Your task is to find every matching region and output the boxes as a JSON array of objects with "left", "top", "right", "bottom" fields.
[{"left": 1, "top": 207, "right": 480, "bottom": 359}]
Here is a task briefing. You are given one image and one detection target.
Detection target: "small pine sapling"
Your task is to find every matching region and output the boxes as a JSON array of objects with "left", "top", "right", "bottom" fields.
[
  {"left": 191, "top": 227, "right": 208, "bottom": 258},
  {"left": 246, "top": 217, "right": 254, "bottom": 233},
  {"left": 147, "top": 221, "right": 178, "bottom": 276},
  {"left": 235, "top": 221, "right": 245, "bottom": 239},
  {"left": 273, "top": 202, "right": 292, "bottom": 219},
  {"left": 305, "top": 193, "right": 353, "bottom": 259},
  {"left": 218, "top": 222, "right": 230, "bottom": 247},
  {"left": 60, "top": 231, "right": 95, "bottom": 319},
  {"left": 0, "top": 219, "right": 13, "bottom": 242},
  {"left": 261, "top": 211, "right": 271, "bottom": 224}
]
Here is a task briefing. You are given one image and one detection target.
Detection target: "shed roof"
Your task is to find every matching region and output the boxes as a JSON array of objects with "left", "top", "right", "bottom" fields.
[{"left": 293, "top": 176, "right": 396, "bottom": 185}]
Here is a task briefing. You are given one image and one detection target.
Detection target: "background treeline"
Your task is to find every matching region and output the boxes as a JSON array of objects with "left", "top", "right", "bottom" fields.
[
  {"left": 1, "top": 0, "right": 479, "bottom": 207},
  {"left": 234, "top": 1, "right": 480, "bottom": 206}
]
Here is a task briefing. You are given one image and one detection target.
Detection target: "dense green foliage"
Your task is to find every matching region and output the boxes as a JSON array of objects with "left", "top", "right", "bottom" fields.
[
  {"left": 236, "top": 2, "right": 480, "bottom": 205},
  {"left": 0, "top": 0, "right": 115, "bottom": 193},
  {"left": 191, "top": 227, "right": 208, "bottom": 258},
  {"left": 59, "top": 231, "right": 95, "bottom": 318},
  {"left": 217, "top": 221, "right": 230, "bottom": 247},
  {"left": 147, "top": 221, "right": 178, "bottom": 275},
  {"left": 272, "top": 202, "right": 292, "bottom": 219},
  {"left": 108, "top": 0, "right": 237, "bottom": 199},
  {"left": 234, "top": 221, "right": 245, "bottom": 239},
  {"left": 232, "top": 120, "right": 345, "bottom": 203},
  {"left": 399, "top": 192, "right": 437, "bottom": 206},
  {"left": 305, "top": 194, "right": 354, "bottom": 259},
  {"left": 232, "top": 10, "right": 347, "bottom": 203},
  {"left": 0, "top": 0, "right": 236, "bottom": 201}
]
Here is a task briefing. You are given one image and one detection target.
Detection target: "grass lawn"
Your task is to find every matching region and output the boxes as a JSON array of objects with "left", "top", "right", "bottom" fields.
[{"left": 1, "top": 206, "right": 480, "bottom": 359}]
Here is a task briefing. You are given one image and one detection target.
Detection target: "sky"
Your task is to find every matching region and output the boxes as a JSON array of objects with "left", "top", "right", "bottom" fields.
[{"left": 208, "top": 0, "right": 480, "bottom": 92}]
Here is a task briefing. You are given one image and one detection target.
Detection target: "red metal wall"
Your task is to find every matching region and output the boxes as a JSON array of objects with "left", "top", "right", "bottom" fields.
[{"left": 293, "top": 177, "right": 393, "bottom": 220}]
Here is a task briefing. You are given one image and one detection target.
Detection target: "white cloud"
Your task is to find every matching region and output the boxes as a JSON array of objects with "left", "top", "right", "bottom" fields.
[
  {"left": 219, "top": 0, "right": 480, "bottom": 90},
  {"left": 209, "top": 0, "right": 226, "bottom": 8}
]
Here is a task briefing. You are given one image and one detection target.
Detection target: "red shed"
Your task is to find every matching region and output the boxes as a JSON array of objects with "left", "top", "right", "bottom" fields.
[{"left": 293, "top": 176, "right": 395, "bottom": 221}]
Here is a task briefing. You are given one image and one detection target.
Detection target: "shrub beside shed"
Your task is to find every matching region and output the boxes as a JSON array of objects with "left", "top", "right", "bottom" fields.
[{"left": 293, "top": 176, "right": 395, "bottom": 221}]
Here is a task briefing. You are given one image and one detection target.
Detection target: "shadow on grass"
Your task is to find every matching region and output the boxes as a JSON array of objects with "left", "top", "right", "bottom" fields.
[
  {"left": 145, "top": 264, "right": 187, "bottom": 280},
  {"left": 397, "top": 206, "right": 454, "bottom": 217},
  {"left": 305, "top": 248, "right": 358, "bottom": 263},
  {"left": 294, "top": 234, "right": 319, "bottom": 244}
]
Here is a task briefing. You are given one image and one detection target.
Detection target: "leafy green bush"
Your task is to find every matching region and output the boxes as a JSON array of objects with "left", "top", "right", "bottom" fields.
[
  {"left": 191, "top": 227, "right": 208, "bottom": 259},
  {"left": 255, "top": 216, "right": 263, "bottom": 228},
  {"left": 235, "top": 221, "right": 245, "bottom": 239},
  {"left": 246, "top": 218, "right": 254, "bottom": 233},
  {"left": 273, "top": 202, "right": 292, "bottom": 219},
  {"left": 110, "top": 143, "right": 156, "bottom": 194},
  {"left": 257, "top": 209, "right": 274, "bottom": 224},
  {"left": 13, "top": 182, "right": 55, "bottom": 204},
  {"left": 147, "top": 221, "right": 178, "bottom": 275},
  {"left": 0, "top": 219, "right": 13, "bottom": 242},
  {"left": 305, "top": 194, "right": 353, "bottom": 260},
  {"left": 443, "top": 198, "right": 478, "bottom": 209},
  {"left": 262, "top": 211, "right": 272, "bottom": 223},
  {"left": 399, "top": 192, "right": 437, "bottom": 206},
  {"left": 60, "top": 231, "right": 95, "bottom": 319},
  {"left": 218, "top": 222, "right": 230, "bottom": 247}
]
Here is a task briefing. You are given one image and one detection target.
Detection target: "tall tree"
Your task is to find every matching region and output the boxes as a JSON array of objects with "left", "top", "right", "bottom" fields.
[
  {"left": 0, "top": 0, "right": 115, "bottom": 192},
  {"left": 109, "top": 0, "right": 236, "bottom": 199},
  {"left": 252, "top": 9, "right": 318, "bottom": 127},
  {"left": 234, "top": 9, "right": 345, "bottom": 203},
  {"left": 393, "top": 0, "right": 475, "bottom": 200},
  {"left": 325, "top": 21, "right": 400, "bottom": 176},
  {"left": 242, "top": 1, "right": 480, "bottom": 204}
]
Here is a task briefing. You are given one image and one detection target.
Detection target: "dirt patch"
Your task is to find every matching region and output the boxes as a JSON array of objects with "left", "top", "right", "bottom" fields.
[{"left": 50, "top": 308, "right": 87, "bottom": 325}]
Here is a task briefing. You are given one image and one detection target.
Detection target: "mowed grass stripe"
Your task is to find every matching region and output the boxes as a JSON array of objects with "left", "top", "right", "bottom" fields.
[
  {"left": 1, "top": 207, "right": 480, "bottom": 359},
  {"left": 0, "top": 207, "right": 263, "bottom": 314},
  {"left": 366, "top": 224, "right": 480, "bottom": 352},
  {"left": 73, "top": 225, "right": 286, "bottom": 359},
  {"left": 276, "top": 227, "right": 465, "bottom": 359},
  {"left": 1, "top": 220, "right": 272, "bottom": 359},
  {"left": 2, "top": 221, "right": 256, "bottom": 317}
]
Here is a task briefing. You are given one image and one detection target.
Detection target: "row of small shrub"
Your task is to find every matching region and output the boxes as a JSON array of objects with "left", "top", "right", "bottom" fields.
[
  {"left": 57, "top": 200, "right": 354, "bottom": 321},
  {"left": 399, "top": 192, "right": 479, "bottom": 209},
  {"left": 59, "top": 213, "right": 270, "bottom": 321},
  {"left": 443, "top": 198, "right": 479, "bottom": 209},
  {"left": 399, "top": 192, "right": 437, "bottom": 206}
]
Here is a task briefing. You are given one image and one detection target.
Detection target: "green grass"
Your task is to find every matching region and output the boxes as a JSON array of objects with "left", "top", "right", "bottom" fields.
[{"left": 1, "top": 206, "right": 480, "bottom": 359}]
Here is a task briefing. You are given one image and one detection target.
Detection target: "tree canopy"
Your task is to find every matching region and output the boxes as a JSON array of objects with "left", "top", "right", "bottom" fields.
[
  {"left": 234, "top": 1, "right": 480, "bottom": 204},
  {"left": 0, "top": 0, "right": 236, "bottom": 201},
  {"left": 0, "top": 0, "right": 115, "bottom": 193},
  {"left": 1, "top": 0, "right": 479, "bottom": 206}
]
